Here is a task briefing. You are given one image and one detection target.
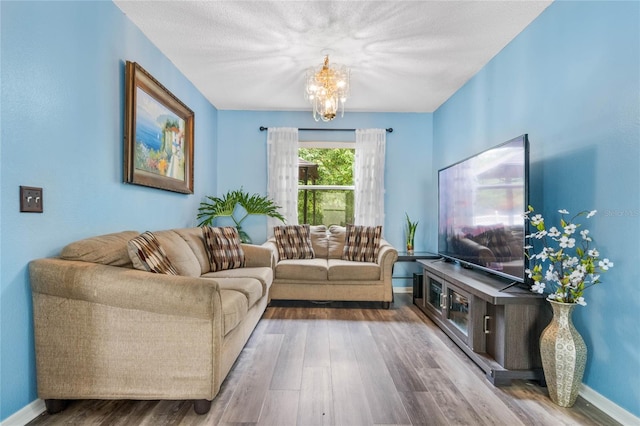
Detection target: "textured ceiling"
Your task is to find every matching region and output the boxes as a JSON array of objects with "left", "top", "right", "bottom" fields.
[{"left": 114, "top": 1, "right": 552, "bottom": 113}]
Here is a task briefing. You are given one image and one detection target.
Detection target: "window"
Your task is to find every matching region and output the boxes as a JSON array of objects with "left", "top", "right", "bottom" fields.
[{"left": 298, "top": 142, "right": 355, "bottom": 226}]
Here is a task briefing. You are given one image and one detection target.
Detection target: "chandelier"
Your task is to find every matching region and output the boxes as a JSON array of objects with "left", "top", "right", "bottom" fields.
[{"left": 304, "top": 55, "right": 350, "bottom": 122}]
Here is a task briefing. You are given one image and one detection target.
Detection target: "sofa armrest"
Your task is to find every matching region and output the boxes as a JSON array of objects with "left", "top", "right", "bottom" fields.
[
  {"left": 29, "top": 258, "right": 219, "bottom": 319},
  {"left": 241, "top": 244, "right": 274, "bottom": 268},
  {"left": 261, "top": 239, "right": 280, "bottom": 265},
  {"left": 378, "top": 240, "right": 399, "bottom": 276}
]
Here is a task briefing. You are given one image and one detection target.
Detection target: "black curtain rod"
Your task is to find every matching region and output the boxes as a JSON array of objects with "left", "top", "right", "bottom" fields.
[{"left": 259, "top": 126, "right": 393, "bottom": 133}]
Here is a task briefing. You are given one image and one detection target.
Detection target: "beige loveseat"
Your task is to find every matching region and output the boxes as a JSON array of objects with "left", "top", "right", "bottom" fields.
[
  {"left": 29, "top": 227, "right": 273, "bottom": 415},
  {"left": 263, "top": 225, "right": 398, "bottom": 308}
]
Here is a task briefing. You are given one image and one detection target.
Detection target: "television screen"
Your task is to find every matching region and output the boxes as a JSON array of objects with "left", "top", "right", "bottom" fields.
[{"left": 438, "top": 135, "right": 529, "bottom": 283}]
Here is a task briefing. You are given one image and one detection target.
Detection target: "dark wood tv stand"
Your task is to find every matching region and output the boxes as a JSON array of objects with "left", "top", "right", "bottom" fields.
[{"left": 415, "top": 259, "right": 548, "bottom": 386}]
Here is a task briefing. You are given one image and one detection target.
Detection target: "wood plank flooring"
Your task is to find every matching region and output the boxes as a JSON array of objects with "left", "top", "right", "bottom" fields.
[{"left": 28, "top": 294, "right": 620, "bottom": 426}]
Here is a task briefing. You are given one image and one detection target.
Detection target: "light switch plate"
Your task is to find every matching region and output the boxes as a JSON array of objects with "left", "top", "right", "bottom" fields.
[{"left": 20, "top": 186, "right": 43, "bottom": 213}]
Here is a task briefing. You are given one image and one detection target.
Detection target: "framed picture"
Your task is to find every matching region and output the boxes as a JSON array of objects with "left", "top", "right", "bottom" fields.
[{"left": 124, "top": 61, "right": 194, "bottom": 194}]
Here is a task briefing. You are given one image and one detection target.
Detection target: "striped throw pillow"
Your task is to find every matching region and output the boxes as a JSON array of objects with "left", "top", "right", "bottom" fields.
[
  {"left": 127, "top": 231, "right": 179, "bottom": 275},
  {"left": 274, "top": 225, "right": 315, "bottom": 260},
  {"left": 202, "top": 226, "right": 245, "bottom": 272},
  {"left": 342, "top": 224, "right": 382, "bottom": 263}
]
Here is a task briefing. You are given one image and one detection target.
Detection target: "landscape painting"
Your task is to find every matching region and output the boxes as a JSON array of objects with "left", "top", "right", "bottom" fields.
[
  {"left": 135, "top": 88, "right": 186, "bottom": 180},
  {"left": 124, "top": 61, "right": 194, "bottom": 194}
]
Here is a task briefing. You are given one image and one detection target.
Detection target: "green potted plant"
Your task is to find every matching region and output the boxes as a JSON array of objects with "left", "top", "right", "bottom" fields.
[
  {"left": 405, "top": 213, "right": 418, "bottom": 254},
  {"left": 197, "top": 188, "right": 285, "bottom": 243}
]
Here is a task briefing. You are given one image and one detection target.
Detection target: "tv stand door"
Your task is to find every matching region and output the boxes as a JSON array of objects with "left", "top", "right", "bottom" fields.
[{"left": 485, "top": 303, "right": 544, "bottom": 370}]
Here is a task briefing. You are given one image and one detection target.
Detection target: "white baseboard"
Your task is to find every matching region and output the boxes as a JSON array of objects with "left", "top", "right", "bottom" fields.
[
  {"left": 0, "top": 399, "right": 45, "bottom": 426},
  {"left": 580, "top": 384, "right": 640, "bottom": 426},
  {"left": 393, "top": 286, "right": 413, "bottom": 294}
]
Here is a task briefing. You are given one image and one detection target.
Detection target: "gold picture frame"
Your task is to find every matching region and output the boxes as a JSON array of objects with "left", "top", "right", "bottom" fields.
[{"left": 124, "top": 61, "right": 194, "bottom": 194}]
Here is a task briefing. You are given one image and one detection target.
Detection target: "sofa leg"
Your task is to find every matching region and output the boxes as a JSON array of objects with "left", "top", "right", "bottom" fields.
[
  {"left": 382, "top": 302, "right": 391, "bottom": 309},
  {"left": 193, "top": 399, "right": 212, "bottom": 415},
  {"left": 44, "top": 399, "right": 68, "bottom": 414}
]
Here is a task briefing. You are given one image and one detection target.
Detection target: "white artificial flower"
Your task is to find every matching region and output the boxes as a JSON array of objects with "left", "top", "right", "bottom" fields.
[
  {"left": 570, "top": 269, "right": 585, "bottom": 284},
  {"left": 536, "top": 248, "right": 550, "bottom": 261},
  {"left": 580, "top": 229, "right": 592, "bottom": 241},
  {"left": 527, "top": 206, "right": 613, "bottom": 302},
  {"left": 548, "top": 227, "right": 561, "bottom": 237},
  {"left": 559, "top": 236, "right": 576, "bottom": 248},
  {"left": 547, "top": 292, "right": 562, "bottom": 301},
  {"left": 534, "top": 230, "right": 547, "bottom": 239},
  {"left": 599, "top": 258, "right": 614, "bottom": 270},
  {"left": 563, "top": 256, "right": 579, "bottom": 268},
  {"left": 530, "top": 214, "right": 544, "bottom": 226},
  {"left": 545, "top": 266, "right": 557, "bottom": 282},
  {"left": 531, "top": 281, "right": 545, "bottom": 294}
]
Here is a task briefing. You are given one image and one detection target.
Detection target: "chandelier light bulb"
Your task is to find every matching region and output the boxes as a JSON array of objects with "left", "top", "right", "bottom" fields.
[{"left": 304, "top": 54, "right": 350, "bottom": 122}]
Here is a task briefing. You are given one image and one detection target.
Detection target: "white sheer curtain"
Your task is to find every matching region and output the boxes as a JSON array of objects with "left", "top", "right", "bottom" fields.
[
  {"left": 267, "top": 127, "right": 299, "bottom": 231},
  {"left": 354, "top": 128, "right": 386, "bottom": 226}
]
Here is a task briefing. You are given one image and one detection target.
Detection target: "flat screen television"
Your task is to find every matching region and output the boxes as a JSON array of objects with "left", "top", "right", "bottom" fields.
[{"left": 438, "top": 134, "right": 529, "bottom": 283}]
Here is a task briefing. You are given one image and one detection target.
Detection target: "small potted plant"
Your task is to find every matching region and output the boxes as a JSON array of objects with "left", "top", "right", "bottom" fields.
[
  {"left": 405, "top": 213, "right": 418, "bottom": 255},
  {"left": 197, "top": 188, "right": 285, "bottom": 243}
]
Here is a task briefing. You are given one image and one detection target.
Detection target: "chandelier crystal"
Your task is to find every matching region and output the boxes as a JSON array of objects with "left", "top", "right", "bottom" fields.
[{"left": 304, "top": 55, "right": 350, "bottom": 122}]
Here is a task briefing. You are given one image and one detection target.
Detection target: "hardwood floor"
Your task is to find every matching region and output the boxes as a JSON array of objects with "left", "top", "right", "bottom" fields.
[{"left": 28, "top": 294, "right": 619, "bottom": 426}]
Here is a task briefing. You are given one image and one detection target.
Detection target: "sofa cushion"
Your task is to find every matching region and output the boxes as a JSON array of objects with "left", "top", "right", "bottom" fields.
[
  {"left": 202, "top": 267, "right": 273, "bottom": 296},
  {"left": 328, "top": 225, "right": 346, "bottom": 259},
  {"left": 203, "top": 226, "right": 245, "bottom": 272},
  {"left": 274, "top": 225, "right": 315, "bottom": 260},
  {"left": 127, "top": 232, "right": 179, "bottom": 275},
  {"left": 60, "top": 230, "right": 139, "bottom": 267},
  {"left": 219, "top": 289, "right": 248, "bottom": 336},
  {"left": 310, "top": 225, "right": 329, "bottom": 258},
  {"left": 173, "top": 228, "right": 211, "bottom": 274},
  {"left": 328, "top": 259, "right": 381, "bottom": 281},
  {"left": 342, "top": 224, "right": 382, "bottom": 263},
  {"left": 153, "top": 230, "right": 201, "bottom": 277},
  {"left": 215, "top": 278, "right": 263, "bottom": 310},
  {"left": 275, "top": 258, "right": 328, "bottom": 281}
]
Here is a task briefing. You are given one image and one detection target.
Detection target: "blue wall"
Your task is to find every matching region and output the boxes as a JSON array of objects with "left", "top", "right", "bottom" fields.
[
  {"left": 433, "top": 0, "right": 639, "bottom": 416},
  {"left": 217, "top": 110, "right": 434, "bottom": 260},
  {"left": 0, "top": 1, "right": 218, "bottom": 420}
]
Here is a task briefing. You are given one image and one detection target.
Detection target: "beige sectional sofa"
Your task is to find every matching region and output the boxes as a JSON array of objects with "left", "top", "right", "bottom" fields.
[
  {"left": 29, "top": 227, "right": 273, "bottom": 415},
  {"left": 263, "top": 225, "right": 398, "bottom": 307}
]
